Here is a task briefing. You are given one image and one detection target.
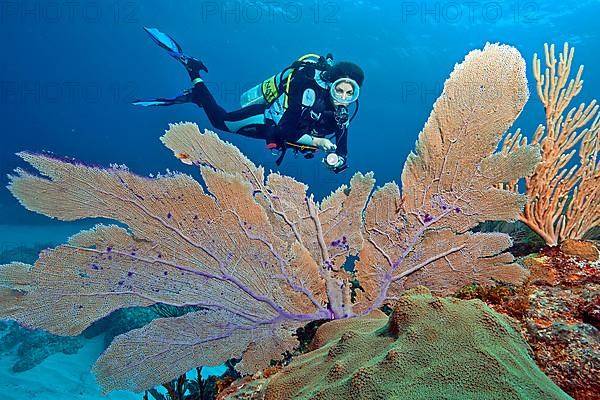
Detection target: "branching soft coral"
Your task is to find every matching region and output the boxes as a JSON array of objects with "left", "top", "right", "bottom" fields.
[
  {"left": 498, "top": 43, "right": 600, "bottom": 245},
  {"left": 0, "top": 43, "right": 540, "bottom": 393}
]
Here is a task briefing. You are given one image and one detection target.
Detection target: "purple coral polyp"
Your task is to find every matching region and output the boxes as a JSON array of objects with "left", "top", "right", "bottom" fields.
[
  {"left": 423, "top": 213, "right": 434, "bottom": 223},
  {"left": 331, "top": 237, "right": 350, "bottom": 250}
]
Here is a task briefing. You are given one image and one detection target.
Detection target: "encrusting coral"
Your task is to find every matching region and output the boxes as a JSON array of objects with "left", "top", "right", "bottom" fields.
[
  {"left": 473, "top": 242, "right": 599, "bottom": 400},
  {"left": 0, "top": 43, "right": 540, "bottom": 393},
  {"left": 220, "top": 287, "right": 571, "bottom": 400}
]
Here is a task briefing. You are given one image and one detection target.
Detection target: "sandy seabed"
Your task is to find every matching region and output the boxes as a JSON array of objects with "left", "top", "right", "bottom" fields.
[{"left": 0, "top": 335, "right": 141, "bottom": 400}]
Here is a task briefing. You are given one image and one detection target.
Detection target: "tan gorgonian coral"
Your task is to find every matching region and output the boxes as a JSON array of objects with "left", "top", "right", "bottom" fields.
[
  {"left": 0, "top": 43, "right": 539, "bottom": 393},
  {"left": 498, "top": 43, "right": 599, "bottom": 245}
]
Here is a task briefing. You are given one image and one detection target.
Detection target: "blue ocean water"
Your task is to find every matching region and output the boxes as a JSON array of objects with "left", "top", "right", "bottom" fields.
[
  {"left": 1, "top": 0, "right": 599, "bottom": 226},
  {"left": 0, "top": 0, "right": 599, "bottom": 398}
]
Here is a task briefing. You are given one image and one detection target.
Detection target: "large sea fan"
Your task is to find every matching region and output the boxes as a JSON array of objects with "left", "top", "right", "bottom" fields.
[{"left": 0, "top": 43, "right": 539, "bottom": 393}]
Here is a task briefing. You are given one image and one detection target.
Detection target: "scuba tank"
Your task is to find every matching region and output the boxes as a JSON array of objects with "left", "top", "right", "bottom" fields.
[
  {"left": 239, "top": 85, "right": 263, "bottom": 108},
  {"left": 240, "top": 53, "right": 334, "bottom": 108},
  {"left": 240, "top": 72, "right": 290, "bottom": 107}
]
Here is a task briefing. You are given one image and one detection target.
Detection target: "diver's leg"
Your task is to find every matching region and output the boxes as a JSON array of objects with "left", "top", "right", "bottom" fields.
[
  {"left": 142, "top": 28, "right": 268, "bottom": 138},
  {"left": 133, "top": 28, "right": 207, "bottom": 108},
  {"left": 190, "top": 81, "right": 267, "bottom": 135}
]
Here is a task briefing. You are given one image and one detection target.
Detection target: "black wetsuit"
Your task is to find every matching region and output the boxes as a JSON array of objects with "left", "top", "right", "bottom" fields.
[{"left": 189, "top": 64, "right": 348, "bottom": 161}]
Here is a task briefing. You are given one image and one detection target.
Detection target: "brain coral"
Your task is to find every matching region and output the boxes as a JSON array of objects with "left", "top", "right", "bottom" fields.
[{"left": 228, "top": 287, "right": 572, "bottom": 400}]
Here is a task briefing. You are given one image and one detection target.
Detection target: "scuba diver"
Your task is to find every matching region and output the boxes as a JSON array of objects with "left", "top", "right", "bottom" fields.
[{"left": 133, "top": 28, "right": 364, "bottom": 173}]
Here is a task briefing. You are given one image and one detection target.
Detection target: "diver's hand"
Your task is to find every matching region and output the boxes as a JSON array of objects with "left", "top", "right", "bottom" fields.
[{"left": 312, "top": 137, "right": 337, "bottom": 152}]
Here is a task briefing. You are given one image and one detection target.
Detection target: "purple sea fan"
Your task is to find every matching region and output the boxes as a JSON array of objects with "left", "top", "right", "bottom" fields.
[{"left": 0, "top": 43, "right": 540, "bottom": 394}]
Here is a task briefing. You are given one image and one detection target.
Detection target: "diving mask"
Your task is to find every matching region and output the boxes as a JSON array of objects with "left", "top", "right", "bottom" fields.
[{"left": 329, "top": 78, "right": 360, "bottom": 105}]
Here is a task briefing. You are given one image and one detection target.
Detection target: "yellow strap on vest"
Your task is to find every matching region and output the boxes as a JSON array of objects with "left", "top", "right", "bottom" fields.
[{"left": 286, "top": 141, "right": 319, "bottom": 152}]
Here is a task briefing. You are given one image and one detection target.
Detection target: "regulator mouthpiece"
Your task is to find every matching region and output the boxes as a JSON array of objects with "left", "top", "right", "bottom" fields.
[{"left": 335, "top": 105, "right": 349, "bottom": 126}]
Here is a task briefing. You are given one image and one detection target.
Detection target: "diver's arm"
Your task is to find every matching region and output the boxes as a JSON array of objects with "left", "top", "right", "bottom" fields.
[{"left": 296, "top": 134, "right": 336, "bottom": 151}]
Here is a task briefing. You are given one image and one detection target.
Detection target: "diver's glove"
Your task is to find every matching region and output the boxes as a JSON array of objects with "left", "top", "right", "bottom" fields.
[
  {"left": 312, "top": 137, "right": 337, "bottom": 152},
  {"left": 296, "top": 134, "right": 337, "bottom": 152}
]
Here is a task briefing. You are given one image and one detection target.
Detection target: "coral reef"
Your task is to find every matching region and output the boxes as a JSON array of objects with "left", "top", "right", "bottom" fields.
[
  {"left": 221, "top": 287, "right": 571, "bottom": 400},
  {"left": 559, "top": 239, "right": 600, "bottom": 262},
  {"left": 456, "top": 241, "right": 599, "bottom": 400},
  {"left": 0, "top": 43, "right": 540, "bottom": 393},
  {"left": 522, "top": 245, "right": 599, "bottom": 400}
]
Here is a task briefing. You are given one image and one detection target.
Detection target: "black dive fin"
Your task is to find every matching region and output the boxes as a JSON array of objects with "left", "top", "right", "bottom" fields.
[
  {"left": 143, "top": 27, "right": 185, "bottom": 59},
  {"left": 132, "top": 90, "right": 197, "bottom": 107},
  {"left": 143, "top": 27, "right": 208, "bottom": 73}
]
